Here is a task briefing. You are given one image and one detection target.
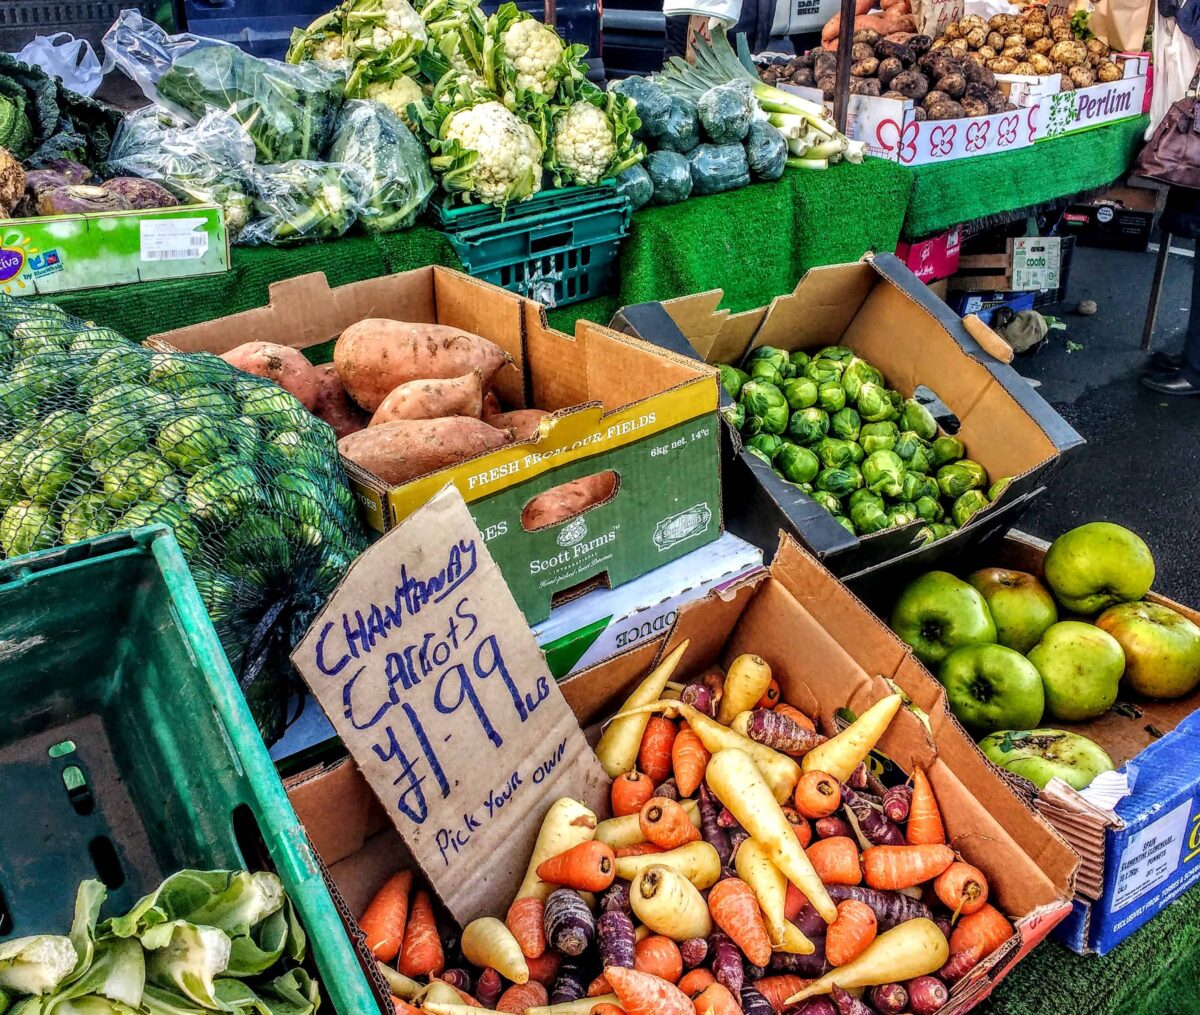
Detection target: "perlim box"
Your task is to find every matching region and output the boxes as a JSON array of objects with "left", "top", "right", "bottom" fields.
[{"left": 151, "top": 266, "right": 722, "bottom": 624}]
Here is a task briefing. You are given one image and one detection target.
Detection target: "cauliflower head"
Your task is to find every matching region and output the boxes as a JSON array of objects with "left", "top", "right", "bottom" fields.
[
  {"left": 363, "top": 74, "right": 425, "bottom": 123},
  {"left": 551, "top": 101, "right": 615, "bottom": 185},
  {"left": 501, "top": 17, "right": 565, "bottom": 97},
  {"left": 311, "top": 33, "right": 347, "bottom": 63},
  {"left": 444, "top": 100, "right": 543, "bottom": 205}
]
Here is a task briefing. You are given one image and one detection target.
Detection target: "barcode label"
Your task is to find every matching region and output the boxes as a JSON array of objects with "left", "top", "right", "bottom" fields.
[{"left": 140, "top": 219, "right": 210, "bottom": 262}]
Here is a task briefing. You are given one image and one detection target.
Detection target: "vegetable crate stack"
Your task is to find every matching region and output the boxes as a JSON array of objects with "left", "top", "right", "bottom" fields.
[{"left": 285, "top": 531, "right": 1077, "bottom": 1015}]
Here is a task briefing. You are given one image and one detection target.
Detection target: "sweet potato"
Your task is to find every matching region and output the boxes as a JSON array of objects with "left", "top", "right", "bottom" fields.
[
  {"left": 339, "top": 417, "right": 513, "bottom": 484},
  {"left": 312, "top": 363, "right": 369, "bottom": 439},
  {"left": 370, "top": 370, "right": 485, "bottom": 426},
  {"left": 487, "top": 409, "right": 552, "bottom": 441},
  {"left": 335, "top": 320, "right": 512, "bottom": 411},
  {"left": 221, "top": 341, "right": 320, "bottom": 410},
  {"left": 483, "top": 390, "right": 502, "bottom": 416},
  {"left": 522, "top": 472, "right": 618, "bottom": 531}
]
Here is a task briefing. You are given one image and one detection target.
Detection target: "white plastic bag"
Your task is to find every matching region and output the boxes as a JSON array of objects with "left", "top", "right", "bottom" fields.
[
  {"left": 1150, "top": 4, "right": 1200, "bottom": 132},
  {"left": 663, "top": 0, "right": 744, "bottom": 29},
  {"left": 12, "top": 33, "right": 102, "bottom": 96}
]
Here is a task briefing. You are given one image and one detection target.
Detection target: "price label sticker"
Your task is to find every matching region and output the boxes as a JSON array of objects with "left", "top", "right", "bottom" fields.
[{"left": 140, "top": 218, "right": 210, "bottom": 261}]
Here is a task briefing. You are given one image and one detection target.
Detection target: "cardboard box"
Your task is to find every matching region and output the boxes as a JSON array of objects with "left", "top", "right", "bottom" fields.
[
  {"left": 952, "top": 237, "right": 1063, "bottom": 293},
  {"left": 0, "top": 205, "right": 229, "bottom": 296},
  {"left": 1005, "top": 55, "right": 1149, "bottom": 140},
  {"left": 287, "top": 530, "right": 1077, "bottom": 1014},
  {"left": 1059, "top": 185, "right": 1157, "bottom": 252},
  {"left": 895, "top": 227, "right": 962, "bottom": 283},
  {"left": 534, "top": 530, "right": 764, "bottom": 679},
  {"left": 610, "top": 253, "right": 1084, "bottom": 584},
  {"left": 151, "top": 266, "right": 723, "bottom": 624}
]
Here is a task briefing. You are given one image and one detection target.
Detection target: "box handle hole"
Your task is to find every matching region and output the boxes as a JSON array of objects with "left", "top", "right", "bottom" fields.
[
  {"left": 88, "top": 836, "right": 126, "bottom": 889},
  {"left": 63, "top": 765, "right": 95, "bottom": 816},
  {"left": 530, "top": 229, "right": 572, "bottom": 254},
  {"left": 48, "top": 740, "right": 75, "bottom": 759},
  {"left": 232, "top": 804, "right": 274, "bottom": 874},
  {"left": 0, "top": 883, "right": 12, "bottom": 938},
  {"left": 520, "top": 471, "right": 619, "bottom": 533}
]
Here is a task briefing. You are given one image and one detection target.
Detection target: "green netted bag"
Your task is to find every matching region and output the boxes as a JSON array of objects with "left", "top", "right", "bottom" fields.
[{"left": 0, "top": 296, "right": 367, "bottom": 742}]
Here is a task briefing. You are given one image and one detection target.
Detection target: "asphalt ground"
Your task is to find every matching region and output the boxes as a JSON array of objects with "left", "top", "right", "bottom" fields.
[{"left": 1013, "top": 241, "right": 1200, "bottom": 606}]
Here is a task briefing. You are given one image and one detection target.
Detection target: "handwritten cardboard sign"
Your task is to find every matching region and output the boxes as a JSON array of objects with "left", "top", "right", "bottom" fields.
[{"left": 293, "top": 486, "right": 610, "bottom": 925}]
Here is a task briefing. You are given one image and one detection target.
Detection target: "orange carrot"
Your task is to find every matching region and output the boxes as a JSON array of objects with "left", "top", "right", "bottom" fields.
[
  {"left": 634, "top": 935, "right": 683, "bottom": 983},
  {"left": 756, "top": 679, "right": 782, "bottom": 709},
  {"left": 780, "top": 805, "right": 813, "bottom": 848},
  {"left": 694, "top": 982, "right": 741, "bottom": 1015},
  {"left": 615, "top": 842, "right": 665, "bottom": 858},
  {"left": 360, "top": 870, "right": 412, "bottom": 962},
  {"left": 393, "top": 996, "right": 423, "bottom": 1015},
  {"left": 505, "top": 896, "right": 546, "bottom": 961},
  {"left": 935, "top": 862, "right": 989, "bottom": 919},
  {"left": 707, "top": 877, "right": 772, "bottom": 967},
  {"left": 784, "top": 883, "right": 806, "bottom": 922},
  {"left": 806, "top": 837, "right": 862, "bottom": 886},
  {"left": 671, "top": 728, "right": 710, "bottom": 797},
  {"left": 639, "top": 717, "right": 678, "bottom": 785},
  {"left": 592, "top": 1005, "right": 626, "bottom": 1015},
  {"left": 753, "top": 976, "right": 808, "bottom": 1012},
  {"left": 498, "top": 981, "right": 549, "bottom": 1014},
  {"left": 943, "top": 903, "right": 1013, "bottom": 981},
  {"left": 640, "top": 797, "right": 701, "bottom": 849},
  {"left": 588, "top": 974, "right": 613, "bottom": 997},
  {"left": 775, "top": 703, "right": 815, "bottom": 732},
  {"left": 398, "top": 888, "right": 444, "bottom": 977},
  {"left": 825, "top": 899, "right": 877, "bottom": 966},
  {"left": 793, "top": 772, "right": 841, "bottom": 820},
  {"left": 862, "top": 844, "right": 955, "bottom": 890},
  {"left": 606, "top": 966, "right": 695, "bottom": 1015},
  {"left": 678, "top": 969, "right": 715, "bottom": 998},
  {"left": 537, "top": 840, "right": 617, "bottom": 892},
  {"left": 613, "top": 771, "right": 656, "bottom": 818},
  {"left": 906, "top": 767, "right": 946, "bottom": 846},
  {"left": 525, "top": 951, "right": 562, "bottom": 985}
]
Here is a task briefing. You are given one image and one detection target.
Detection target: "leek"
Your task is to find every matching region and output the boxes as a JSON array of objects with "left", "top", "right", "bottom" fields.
[{"left": 787, "top": 157, "right": 829, "bottom": 170}]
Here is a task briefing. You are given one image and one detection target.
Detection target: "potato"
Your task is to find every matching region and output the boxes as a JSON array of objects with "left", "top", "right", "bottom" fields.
[
  {"left": 334, "top": 319, "right": 512, "bottom": 412},
  {"left": 878, "top": 56, "right": 905, "bottom": 87},
  {"left": 962, "top": 96, "right": 989, "bottom": 116},
  {"left": 312, "top": 363, "right": 368, "bottom": 439},
  {"left": 854, "top": 27, "right": 882, "bottom": 44},
  {"left": 875, "top": 38, "right": 914, "bottom": 63},
  {"left": 1069, "top": 64, "right": 1096, "bottom": 86},
  {"left": 521, "top": 472, "right": 618, "bottom": 532},
  {"left": 987, "top": 30, "right": 1005, "bottom": 49},
  {"left": 220, "top": 341, "right": 320, "bottom": 411},
  {"left": 1014, "top": 61, "right": 1037, "bottom": 75},
  {"left": 486, "top": 409, "right": 552, "bottom": 441},
  {"left": 850, "top": 76, "right": 882, "bottom": 95},
  {"left": 852, "top": 42, "right": 876, "bottom": 62},
  {"left": 338, "top": 417, "right": 513, "bottom": 484},
  {"left": 936, "top": 72, "right": 966, "bottom": 98},
  {"left": 890, "top": 69, "right": 930, "bottom": 100},
  {"left": 1033, "top": 36, "right": 1054, "bottom": 54},
  {"left": 851, "top": 55, "right": 879, "bottom": 77},
  {"left": 948, "top": 38, "right": 969, "bottom": 56},
  {"left": 908, "top": 33, "right": 933, "bottom": 55},
  {"left": 923, "top": 89, "right": 950, "bottom": 110},
  {"left": 1097, "top": 60, "right": 1122, "bottom": 82},
  {"left": 978, "top": 46, "right": 996, "bottom": 59},
  {"left": 1023, "top": 22, "right": 1046, "bottom": 41},
  {"left": 965, "top": 27, "right": 987, "bottom": 48},
  {"left": 926, "top": 98, "right": 965, "bottom": 119},
  {"left": 370, "top": 370, "right": 485, "bottom": 426}
]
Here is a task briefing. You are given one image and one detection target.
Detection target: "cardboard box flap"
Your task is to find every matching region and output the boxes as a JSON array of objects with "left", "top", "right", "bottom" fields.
[
  {"left": 658, "top": 290, "right": 768, "bottom": 367},
  {"left": 748, "top": 261, "right": 878, "bottom": 354},
  {"left": 285, "top": 756, "right": 389, "bottom": 867}
]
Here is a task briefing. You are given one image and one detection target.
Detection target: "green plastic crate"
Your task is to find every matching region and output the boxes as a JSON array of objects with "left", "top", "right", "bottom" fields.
[
  {"left": 0, "top": 525, "right": 377, "bottom": 1014},
  {"left": 431, "top": 183, "right": 632, "bottom": 308}
]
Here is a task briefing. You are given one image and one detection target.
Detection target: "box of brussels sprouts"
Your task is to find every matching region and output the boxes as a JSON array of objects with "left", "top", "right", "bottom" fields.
[{"left": 609, "top": 253, "right": 1083, "bottom": 582}]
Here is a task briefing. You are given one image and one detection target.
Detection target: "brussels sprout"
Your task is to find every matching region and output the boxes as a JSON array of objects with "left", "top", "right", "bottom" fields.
[
  {"left": 814, "top": 437, "right": 856, "bottom": 469},
  {"left": 816, "top": 345, "right": 854, "bottom": 363},
  {"left": 841, "top": 357, "right": 885, "bottom": 402},
  {"left": 746, "top": 445, "right": 772, "bottom": 465},
  {"left": 222, "top": 514, "right": 292, "bottom": 581},
  {"left": 851, "top": 499, "right": 889, "bottom": 534},
  {"left": 788, "top": 407, "right": 829, "bottom": 445},
  {"left": 60, "top": 492, "right": 113, "bottom": 544},
  {"left": 228, "top": 416, "right": 261, "bottom": 458},
  {"left": 863, "top": 449, "right": 906, "bottom": 498},
  {"left": 859, "top": 421, "right": 898, "bottom": 454},
  {"left": 242, "top": 386, "right": 304, "bottom": 430},
  {"left": 893, "top": 431, "right": 922, "bottom": 463},
  {"left": 916, "top": 526, "right": 938, "bottom": 546},
  {"left": 718, "top": 364, "right": 750, "bottom": 400},
  {"left": 900, "top": 471, "right": 925, "bottom": 503},
  {"left": 156, "top": 415, "right": 230, "bottom": 474},
  {"left": 914, "top": 495, "right": 944, "bottom": 522},
  {"left": 274, "top": 471, "right": 331, "bottom": 532},
  {"left": 848, "top": 488, "right": 883, "bottom": 512},
  {"left": 907, "top": 445, "right": 932, "bottom": 475},
  {"left": 0, "top": 500, "right": 56, "bottom": 557},
  {"left": 815, "top": 466, "right": 862, "bottom": 498},
  {"left": 41, "top": 410, "right": 87, "bottom": 447},
  {"left": 989, "top": 476, "right": 1014, "bottom": 501},
  {"left": 747, "top": 433, "right": 785, "bottom": 461},
  {"left": 267, "top": 432, "right": 327, "bottom": 472},
  {"left": 810, "top": 490, "right": 841, "bottom": 514},
  {"left": 175, "top": 385, "right": 237, "bottom": 418},
  {"left": 20, "top": 447, "right": 75, "bottom": 504},
  {"left": 0, "top": 446, "right": 24, "bottom": 508},
  {"left": 817, "top": 381, "right": 846, "bottom": 413},
  {"left": 761, "top": 404, "right": 789, "bottom": 434},
  {"left": 79, "top": 347, "right": 149, "bottom": 398},
  {"left": 746, "top": 346, "right": 791, "bottom": 373},
  {"left": 68, "top": 326, "right": 127, "bottom": 358},
  {"left": 887, "top": 506, "right": 918, "bottom": 528},
  {"left": 791, "top": 482, "right": 814, "bottom": 494},
  {"left": 952, "top": 489, "right": 990, "bottom": 528},
  {"left": 846, "top": 441, "right": 865, "bottom": 465},
  {"left": 0, "top": 379, "right": 42, "bottom": 424},
  {"left": 937, "top": 459, "right": 987, "bottom": 499},
  {"left": 833, "top": 515, "right": 856, "bottom": 535},
  {"left": 97, "top": 451, "right": 176, "bottom": 510},
  {"left": 13, "top": 321, "right": 69, "bottom": 357},
  {"left": 186, "top": 461, "right": 262, "bottom": 527},
  {"left": 740, "top": 380, "right": 786, "bottom": 419},
  {"left": 929, "top": 435, "right": 965, "bottom": 468},
  {"left": 782, "top": 377, "right": 819, "bottom": 411},
  {"left": 900, "top": 398, "right": 938, "bottom": 440},
  {"left": 857, "top": 382, "right": 894, "bottom": 422},
  {"left": 147, "top": 352, "right": 228, "bottom": 393},
  {"left": 748, "top": 360, "right": 784, "bottom": 386},
  {"left": 804, "top": 359, "right": 843, "bottom": 385},
  {"left": 83, "top": 414, "right": 147, "bottom": 465},
  {"left": 886, "top": 389, "right": 903, "bottom": 414},
  {"left": 829, "top": 407, "right": 861, "bottom": 442},
  {"left": 722, "top": 403, "right": 746, "bottom": 431},
  {"left": 788, "top": 350, "right": 811, "bottom": 372},
  {"left": 776, "top": 443, "right": 820, "bottom": 485},
  {"left": 742, "top": 415, "right": 763, "bottom": 438}
]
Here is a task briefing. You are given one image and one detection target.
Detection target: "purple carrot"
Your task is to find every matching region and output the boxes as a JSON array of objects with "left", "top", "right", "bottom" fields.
[
  {"left": 830, "top": 986, "right": 873, "bottom": 1015},
  {"left": 716, "top": 806, "right": 740, "bottom": 830},
  {"left": 745, "top": 963, "right": 768, "bottom": 982},
  {"left": 710, "top": 931, "right": 744, "bottom": 995},
  {"left": 728, "top": 828, "right": 750, "bottom": 856},
  {"left": 791, "top": 903, "right": 828, "bottom": 940},
  {"left": 440, "top": 969, "right": 472, "bottom": 993},
  {"left": 768, "top": 937, "right": 831, "bottom": 978},
  {"left": 825, "top": 884, "right": 932, "bottom": 930},
  {"left": 785, "top": 999, "right": 837, "bottom": 1015},
  {"left": 741, "top": 983, "right": 774, "bottom": 1015},
  {"left": 867, "top": 983, "right": 909, "bottom": 1015},
  {"left": 680, "top": 682, "right": 715, "bottom": 716},
  {"left": 598, "top": 910, "right": 636, "bottom": 969},
  {"left": 882, "top": 784, "right": 913, "bottom": 823},
  {"left": 475, "top": 968, "right": 502, "bottom": 1008},
  {"left": 698, "top": 785, "right": 732, "bottom": 867},
  {"left": 932, "top": 914, "right": 953, "bottom": 940},
  {"left": 601, "top": 881, "right": 632, "bottom": 914},
  {"left": 551, "top": 960, "right": 589, "bottom": 1004},
  {"left": 907, "top": 976, "right": 949, "bottom": 1014},
  {"left": 849, "top": 762, "right": 888, "bottom": 797},
  {"left": 544, "top": 888, "right": 595, "bottom": 956},
  {"left": 680, "top": 937, "right": 708, "bottom": 969},
  {"left": 744, "top": 708, "right": 826, "bottom": 755},
  {"left": 814, "top": 816, "right": 853, "bottom": 840},
  {"left": 654, "top": 777, "right": 680, "bottom": 801},
  {"left": 841, "top": 783, "right": 905, "bottom": 846}
]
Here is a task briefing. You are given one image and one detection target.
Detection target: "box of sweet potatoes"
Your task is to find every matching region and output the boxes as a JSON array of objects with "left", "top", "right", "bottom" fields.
[{"left": 150, "top": 265, "right": 723, "bottom": 624}]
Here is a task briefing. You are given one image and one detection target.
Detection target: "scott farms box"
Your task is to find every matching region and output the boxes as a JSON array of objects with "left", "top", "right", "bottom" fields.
[
  {"left": 612, "top": 253, "right": 1083, "bottom": 584},
  {"left": 152, "top": 267, "right": 722, "bottom": 623}
]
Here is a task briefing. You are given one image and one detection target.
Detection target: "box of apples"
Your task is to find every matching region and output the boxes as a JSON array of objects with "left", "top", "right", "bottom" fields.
[{"left": 877, "top": 522, "right": 1200, "bottom": 955}]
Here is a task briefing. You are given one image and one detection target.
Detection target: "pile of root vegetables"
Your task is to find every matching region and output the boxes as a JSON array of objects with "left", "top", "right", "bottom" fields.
[{"left": 353, "top": 644, "right": 1015, "bottom": 1015}]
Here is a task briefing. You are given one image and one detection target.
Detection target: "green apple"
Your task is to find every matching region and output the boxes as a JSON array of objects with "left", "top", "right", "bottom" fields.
[
  {"left": 968, "top": 568, "right": 1059, "bottom": 654},
  {"left": 1043, "top": 522, "right": 1155, "bottom": 615},
  {"left": 891, "top": 571, "right": 997, "bottom": 668},
  {"left": 1028, "top": 621, "right": 1125, "bottom": 721},
  {"left": 979, "top": 728, "right": 1115, "bottom": 791},
  {"left": 1096, "top": 601, "right": 1200, "bottom": 700},
  {"left": 938, "top": 644, "right": 1045, "bottom": 734}
]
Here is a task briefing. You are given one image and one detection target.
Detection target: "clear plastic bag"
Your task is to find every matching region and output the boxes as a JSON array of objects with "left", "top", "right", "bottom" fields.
[
  {"left": 240, "top": 160, "right": 370, "bottom": 245},
  {"left": 327, "top": 100, "right": 434, "bottom": 235},
  {"left": 12, "top": 32, "right": 102, "bottom": 96}
]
